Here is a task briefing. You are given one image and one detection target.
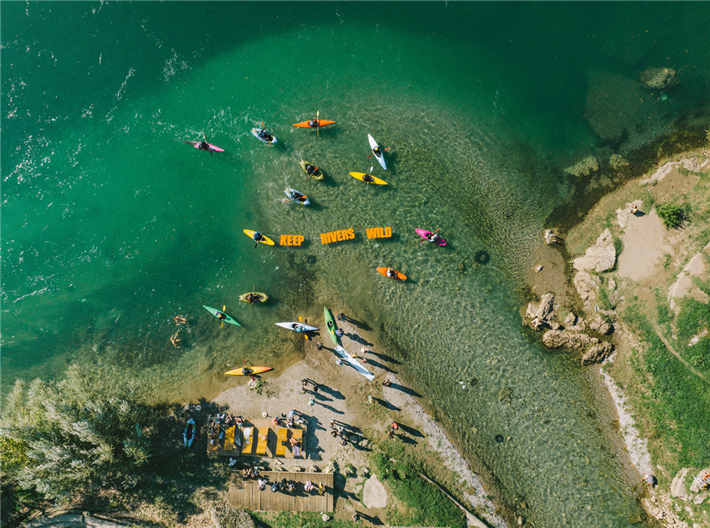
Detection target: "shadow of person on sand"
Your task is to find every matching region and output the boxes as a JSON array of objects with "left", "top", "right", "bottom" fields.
[
  {"left": 317, "top": 384, "right": 345, "bottom": 400},
  {"left": 311, "top": 401, "right": 345, "bottom": 415},
  {"left": 396, "top": 423, "right": 424, "bottom": 438},
  {"left": 388, "top": 382, "right": 421, "bottom": 397},
  {"left": 365, "top": 358, "right": 397, "bottom": 374},
  {"left": 355, "top": 511, "right": 384, "bottom": 525},
  {"left": 368, "top": 350, "right": 402, "bottom": 365},
  {"left": 373, "top": 397, "right": 400, "bottom": 412},
  {"left": 345, "top": 333, "right": 373, "bottom": 347},
  {"left": 397, "top": 434, "right": 418, "bottom": 446},
  {"left": 342, "top": 317, "right": 371, "bottom": 331}
]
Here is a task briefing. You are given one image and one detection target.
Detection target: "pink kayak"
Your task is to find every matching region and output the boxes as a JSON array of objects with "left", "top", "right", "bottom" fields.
[
  {"left": 184, "top": 141, "right": 225, "bottom": 153},
  {"left": 416, "top": 229, "right": 446, "bottom": 246}
]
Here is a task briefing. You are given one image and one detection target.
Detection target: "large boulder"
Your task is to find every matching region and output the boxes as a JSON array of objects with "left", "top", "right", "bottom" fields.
[
  {"left": 670, "top": 468, "right": 690, "bottom": 498},
  {"left": 581, "top": 342, "right": 615, "bottom": 365},
  {"left": 362, "top": 475, "right": 388, "bottom": 509},
  {"left": 542, "top": 330, "right": 599, "bottom": 350},
  {"left": 589, "top": 314, "right": 614, "bottom": 335},
  {"left": 640, "top": 67, "right": 677, "bottom": 90},
  {"left": 526, "top": 293, "right": 556, "bottom": 324},
  {"left": 573, "top": 229, "right": 616, "bottom": 272}
]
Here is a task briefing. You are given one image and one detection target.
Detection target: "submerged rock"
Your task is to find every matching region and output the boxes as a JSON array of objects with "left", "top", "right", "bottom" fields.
[
  {"left": 609, "top": 154, "right": 630, "bottom": 171},
  {"left": 542, "top": 330, "right": 599, "bottom": 350},
  {"left": 640, "top": 67, "right": 677, "bottom": 90},
  {"left": 565, "top": 156, "right": 599, "bottom": 178},
  {"left": 572, "top": 228, "right": 616, "bottom": 272},
  {"left": 581, "top": 342, "right": 614, "bottom": 365}
]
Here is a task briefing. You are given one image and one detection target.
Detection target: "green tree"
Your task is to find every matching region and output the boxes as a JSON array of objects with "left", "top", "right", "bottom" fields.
[
  {"left": 1, "top": 365, "right": 161, "bottom": 503},
  {"left": 656, "top": 204, "right": 686, "bottom": 229}
]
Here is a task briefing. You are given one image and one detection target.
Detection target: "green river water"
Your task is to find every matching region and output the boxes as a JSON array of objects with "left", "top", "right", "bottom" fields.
[{"left": 3, "top": 2, "right": 710, "bottom": 526}]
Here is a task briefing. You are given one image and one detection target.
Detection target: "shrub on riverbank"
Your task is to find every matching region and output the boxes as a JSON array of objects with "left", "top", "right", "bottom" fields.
[
  {"left": 371, "top": 442, "right": 467, "bottom": 528},
  {"left": 656, "top": 203, "right": 686, "bottom": 229}
]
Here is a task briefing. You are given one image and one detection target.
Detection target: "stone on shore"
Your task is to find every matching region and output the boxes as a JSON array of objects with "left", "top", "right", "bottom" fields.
[
  {"left": 542, "top": 330, "right": 599, "bottom": 350},
  {"left": 573, "top": 229, "right": 616, "bottom": 272},
  {"left": 589, "top": 314, "right": 614, "bottom": 335},
  {"left": 362, "top": 474, "right": 388, "bottom": 509},
  {"left": 670, "top": 468, "right": 690, "bottom": 498},
  {"left": 640, "top": 67, "right": 677, "bottom": 90},
  {"left": 565, "top": 155, "right": 599, "bottom": 178},
  {"left": 581, "top": 342, "right": 614, "bottom": 365},
  {"left": 526, "top": 293, "right": 556, "bottom": 324}
]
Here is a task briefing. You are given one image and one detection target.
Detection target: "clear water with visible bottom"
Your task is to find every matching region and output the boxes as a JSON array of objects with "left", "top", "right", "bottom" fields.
[{"left": 3, "top": 3, "right": 710, "bottom": 526}]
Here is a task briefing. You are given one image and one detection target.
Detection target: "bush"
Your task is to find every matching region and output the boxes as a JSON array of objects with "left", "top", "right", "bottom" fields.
[
  {"left": 656, "top": 204, "right": 686, "bottom": 229},
  {"left": 1, "top": 364, "right": 162, "bottom": 503}
]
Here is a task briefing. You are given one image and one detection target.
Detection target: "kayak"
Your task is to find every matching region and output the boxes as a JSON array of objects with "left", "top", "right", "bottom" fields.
[
  {"left": 284, "top": 188, "right": 310, "bottom": 206},
  {"left": 416, "top": 229, "right": 447, "bottom": 246},
  {"left": 323, "top": 306, "right": 339, "bottom": 346},
  {"left": 251, "top": 128, "right": 278, "bottom": 145},
  {"left": 293, "top": 119, "right": 336, "bottom": 128},
  {"left": 335, "top": 344, "right": 375, "bottom": 382},
  {"left": 203, "top": 305, "right": 241, "bottom": 326},
  {"left": 184, "top": 141, "right": 225, "bottom": 153},
  {"left": 368, "top": 134, "right": 386, "bottom": 170},
  {"left": 275, "top": 322, "right": 319, "bottom": 332},
  {"left": 376, "top": 267, "right": 407, "bottom": 281},
  {"left": 243, "top": 229, "right": 275, "bottom": 246},
  {"left": 224, "top": 366, "right": 274, "bottom": 376},
  {"left": 183, "top": 418, "right": 197, "bottom": 448},
  {"left": 299, "top": 160, "right": 324, "bottom": 180},
  {"left": 350, "top": 172, "right": 387, "bottom": 185},
  {"left": 239, "top": 292, "right": 269, "bottom": 304}
]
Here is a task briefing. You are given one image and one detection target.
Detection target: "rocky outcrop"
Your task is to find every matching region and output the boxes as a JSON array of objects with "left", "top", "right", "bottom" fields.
[
  {"left": 212, "top": 506, "right": 257, "bottom": 528},
  {"left": 640, "top": 67, "right": 677, "bottom": 90},
  {"left": 573, "top": 229, "right": 616, "bottom": 272},
  {"left": 363, "top": 474, "right": 388, "bottom": 509},
  {"left": 581, "top": 342, "right": 614, "bottom": 365},
  {"left": 542, "top": 330, "right": 598, "bottom": 350},
  {"left": 564, "top": 156, "right": 599, "bottom": 178},
  {"left": 574, "top": 271, "right": 601, "bottom": 307},
  {"left": 526, "top": 293, "right": 557, "bottom": 325},
  {"left": 589, "top": 314, "right": 614, "bottom": 335},
  {"left": 643, "top": 496, "right": 689, "bottom": 528}
]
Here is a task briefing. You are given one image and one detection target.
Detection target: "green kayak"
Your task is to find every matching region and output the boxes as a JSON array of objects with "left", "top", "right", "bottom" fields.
[
  {"left": 323, "top": 306, "right": 339, "bottom": 346},
  {"left": 203, "top": 305, "right": 241, "bottom": 327}
]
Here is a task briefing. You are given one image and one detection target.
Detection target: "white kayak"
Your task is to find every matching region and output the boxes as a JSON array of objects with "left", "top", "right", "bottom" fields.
[
  {"left": 251, "top": 128, "right": 278, "bottom": 145},
  {"left": 368, "top": 134, "right": 386, "bottom": 170},
  {"left": 284, "top": 188, "right": 310, "bottom": 205},
  {"left": 335, "top": 345, "right": 375, "bottom": 381},
  {"left": 275, "top": 322, "right": 319, "bottom": 333}
]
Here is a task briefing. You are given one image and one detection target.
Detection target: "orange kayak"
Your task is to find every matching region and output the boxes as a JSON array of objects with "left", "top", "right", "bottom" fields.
[
  {"left": 293, "top": 119, "right": 336, "bottom": 128},
  {"left": 377, "top": 267, "right": 407, "bottom": 281}
]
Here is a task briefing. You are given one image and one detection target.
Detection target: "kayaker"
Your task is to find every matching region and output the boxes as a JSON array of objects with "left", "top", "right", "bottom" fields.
[
  {"left": 386, "top": 268, "right": 397, "bottom": 278},
  {"left": 259, "top": 130, "right": 273, "bottom": 142},
  {"left": 327, "top": 321, "right": 334, "bottom": 330},
  {"left": 306, "top": 164, "right": 318, "bottom": 175},
  {"left": 373, "top": 146, "right": 382, "bottom": 157},
  {"left": 252, "top": 231, "right": 265, "bottom": 242},
  {"left": 335, "top": 329, "right": 344, "bottom": 338},
  {"left": 362, "top": 173, "right": 375, "bottom": 183},
  {"left": 426, "top": 232, "right": 440, "bottom": 243},
  {"left": 243, "top": 367, "right": 254, "bottom": 376},
  {"left": 216, "top": 312, "right": 227, "bottom": 321},
  {"left": 308, "top": 119, "right": 318, "bottom": 128},
  {"left": 246, "top": 293, "right": 256, "bottom": 303},
  {"left": 198, "top": 141, "right": 210, "bottom": 151}
]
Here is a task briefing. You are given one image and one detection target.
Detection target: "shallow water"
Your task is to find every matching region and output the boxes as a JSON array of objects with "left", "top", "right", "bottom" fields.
[{"left": 3, "top": 2, "right": 710, "bottom": 526}]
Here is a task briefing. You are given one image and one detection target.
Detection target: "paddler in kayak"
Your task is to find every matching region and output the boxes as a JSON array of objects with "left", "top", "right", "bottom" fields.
[
  {"left": 305, "top": 163, "right": 319, "bottom": 176},
  {"left": 308, "top": 119, "right": 319, "bottom": 128},
  {"left": 425, "top": 232, "right": 442, "bottom": 244},
  {"left": 216, "top": 311, "right": 227, "bottom": 321},
  {"left": 362, "top": 173, "right": 375, "bottom": 184},
  {"left": 198, "top": 141, "right": 213, "bottom": 156},
  {"left": 252, "top": 231, "right": 266, "bottom": 243},
  {"left": 246, "top": 293, "right": 262, "bottom": 303},
  {"left": 290, "top": 190, "right": 308, "bottom": 203},
  {"left": 373, "top": 146, "right": 382, "bottom": 158},
  {"left": 259, "top": 129, "right": 274, "bottom": 142},
  {"left": 386, "top": 268, "right": 397, "bottom": 279}
]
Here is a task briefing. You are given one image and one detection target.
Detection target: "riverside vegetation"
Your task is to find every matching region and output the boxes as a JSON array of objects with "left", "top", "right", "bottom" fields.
[{"left": 0, "top": 365, "right": 466, "bottom": 528}]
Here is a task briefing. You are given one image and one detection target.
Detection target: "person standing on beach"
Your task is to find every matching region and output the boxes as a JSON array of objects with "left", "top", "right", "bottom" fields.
[{"left": 337, "top": 313, "right": 346, "bottom": 322}]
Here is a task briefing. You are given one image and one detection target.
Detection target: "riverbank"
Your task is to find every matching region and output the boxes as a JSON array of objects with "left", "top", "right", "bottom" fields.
[{"left": 522, "top": 139, "right": 710, "bottom": 527}]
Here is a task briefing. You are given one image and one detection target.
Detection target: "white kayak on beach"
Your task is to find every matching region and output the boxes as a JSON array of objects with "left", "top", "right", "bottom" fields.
[
  {"left": 275, "top": 322, "right": 319, "bottom": 333},
  {"left": 368, "top": 134, "right": 386, "bottom": 170},
  {"left": 335, "top": 345, "right": 375, "bottom": 381}
]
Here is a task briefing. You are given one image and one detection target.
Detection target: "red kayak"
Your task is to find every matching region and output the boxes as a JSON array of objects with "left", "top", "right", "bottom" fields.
[
  {"left": 184, "top": 141, "right": 225, "bottom": 153},
  {"left": 416, "top": 229, "right": 446, "bottom": 246}
]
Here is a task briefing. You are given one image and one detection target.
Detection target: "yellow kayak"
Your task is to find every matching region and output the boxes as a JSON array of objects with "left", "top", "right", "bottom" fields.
[
  {"left": 243, "top": 229, "right": 275, "bottom": 246},
  {"left": 350, "top": 172, "right": 387, "bottom": 185},
  {"left": 225, "top": 366, "right": 273, "bottom": 376}
]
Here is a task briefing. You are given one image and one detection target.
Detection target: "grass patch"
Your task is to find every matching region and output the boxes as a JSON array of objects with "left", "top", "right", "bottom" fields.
[
  {"left": 622, "top": 305, "right": 710, "bottom": 473},
  {"left": 662, "top": 253, "right": 672, "bottom": 270},
  {"left": 370, "top": 443, "right": 466, "bottom": 528},
  {"left": 255, "top": 511, "right": 359, "bottom": 528}
]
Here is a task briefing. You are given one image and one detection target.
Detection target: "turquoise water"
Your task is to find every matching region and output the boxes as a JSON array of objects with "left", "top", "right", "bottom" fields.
[{"left": 3, "top": 2, "right": 710, "bottom": 526}]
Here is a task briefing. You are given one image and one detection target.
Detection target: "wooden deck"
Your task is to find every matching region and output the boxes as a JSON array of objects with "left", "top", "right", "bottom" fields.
[
  {"left": 207, "top": 416, "right": 307, "bottom": 459},
  {"left": 228, "top": 471, "right": 334, "bottom": 512}
]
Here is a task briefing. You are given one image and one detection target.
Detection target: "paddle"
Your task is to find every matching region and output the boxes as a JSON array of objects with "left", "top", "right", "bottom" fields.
[
  {"left": 221, "top": 305, "right": 226, "bottom": 328},
  {"left": 420, "top": 228, "right": 441, "bottom": 244},
  {"left": 316, "top": 110, "right": 319, "bottom": 137},
  {"left": 298, "top": 316, "right": 309, "bottom": 340}
]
